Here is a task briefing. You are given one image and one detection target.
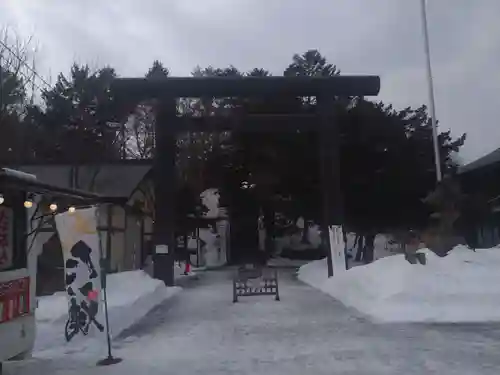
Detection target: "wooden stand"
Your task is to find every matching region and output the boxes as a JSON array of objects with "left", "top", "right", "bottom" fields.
[{"left": 233, "top": 265, "right": 280, "bottom": 302}]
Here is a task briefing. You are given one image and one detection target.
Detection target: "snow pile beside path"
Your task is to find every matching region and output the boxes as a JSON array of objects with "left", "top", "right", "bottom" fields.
[
  {"left": 35, "top": 270, "right": 180, "bottom": 356},
  {"left": 99, "top": 270, "right": 180, "bottom": 336},
  {"left": 298, "top": 245, "right": 500, "bottom": 323},
  {"left": 36, "top": 291, "right": 69, "bottom": 324}
]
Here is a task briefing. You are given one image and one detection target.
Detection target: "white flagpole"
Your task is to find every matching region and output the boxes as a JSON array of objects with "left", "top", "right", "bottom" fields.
[{"left": 420, "top": 0, "right": 442, "bottom": 182}]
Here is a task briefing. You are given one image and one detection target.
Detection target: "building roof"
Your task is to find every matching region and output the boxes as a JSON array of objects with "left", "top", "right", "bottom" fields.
[
  {"left": 0, "top": 168, "right": 103, "bottom": 201},
  {"left": 10, "top": 163, "right": 152, "bottom": 198},
  {"left": 459, "top": 147, "right": 500, "bottom": 174}
]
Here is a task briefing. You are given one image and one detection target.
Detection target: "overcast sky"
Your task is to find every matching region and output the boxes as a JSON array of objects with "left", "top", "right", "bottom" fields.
[{"left": 1, "top": 0, "right": 498, "bottom": 163}]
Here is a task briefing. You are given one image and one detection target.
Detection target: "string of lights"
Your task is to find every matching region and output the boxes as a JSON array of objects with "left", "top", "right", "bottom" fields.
[{"left": 0, "top": 193, "right": 77, "bottom": 213}]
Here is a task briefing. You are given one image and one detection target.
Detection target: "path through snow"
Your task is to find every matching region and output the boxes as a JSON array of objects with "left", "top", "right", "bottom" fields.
[{"left": 6, "top": 269, "right": 500, "bottom": 374}]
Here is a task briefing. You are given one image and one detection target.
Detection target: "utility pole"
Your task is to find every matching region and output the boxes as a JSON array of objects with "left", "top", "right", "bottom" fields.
[{"left": 420, "top": 0, "right": 442, "bottom": 182}]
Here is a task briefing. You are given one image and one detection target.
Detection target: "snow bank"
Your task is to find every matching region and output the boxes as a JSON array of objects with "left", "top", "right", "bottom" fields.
[
  {"left": 298, "top": 245, "right": 500, "bottom": 323},
  {"left": 35, "top": 270, "right": 180, "bottom": 356}
]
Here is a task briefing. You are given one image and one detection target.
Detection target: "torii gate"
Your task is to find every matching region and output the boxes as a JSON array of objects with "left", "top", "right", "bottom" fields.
[{"left": 113, "top": 75, "right": 380, "bottom": 285}]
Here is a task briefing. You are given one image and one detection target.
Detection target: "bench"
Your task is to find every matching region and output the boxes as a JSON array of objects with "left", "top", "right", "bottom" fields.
[{"left": 233, "top": 266, "right": 280, "bottom": 302}]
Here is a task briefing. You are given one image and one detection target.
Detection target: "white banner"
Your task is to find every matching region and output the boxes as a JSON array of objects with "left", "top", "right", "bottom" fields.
[
  {"left": 328, "top": 225, "right": 347, "bottom": 275},
  {"left": 55, "top": 207, "right": 104, "bottom": 342}
]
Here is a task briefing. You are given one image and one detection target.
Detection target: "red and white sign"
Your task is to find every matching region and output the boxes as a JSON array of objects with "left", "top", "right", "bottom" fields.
[
  {"left": 0, "top": 206, "right": 13, "bottom": 270},
  {"left": 0, "top": 277, "right": 30, "bottom": 324}
]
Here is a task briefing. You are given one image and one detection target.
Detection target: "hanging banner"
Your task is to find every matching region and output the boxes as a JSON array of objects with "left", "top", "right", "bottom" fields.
[
  {"left": 328, "top": 225, "right": 347, "bottom": 275},
  {"left": 55, "top": 207, "right": 104, "bottom": 342}
]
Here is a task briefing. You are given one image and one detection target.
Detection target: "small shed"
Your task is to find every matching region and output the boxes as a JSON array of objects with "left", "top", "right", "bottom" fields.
[
  {"left": 0, "top": 167, "right": 105, "bottom": 325},
  {"left": 459, "top": 147, "right": 500, "bottom": 247},
  {"left": 8, "top": 162, "right": 154, "bottom": 295}
]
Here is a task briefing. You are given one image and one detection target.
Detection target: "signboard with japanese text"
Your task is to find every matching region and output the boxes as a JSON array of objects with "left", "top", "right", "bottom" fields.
[
  {"left": 0, "top": 277, "right": 30, "bottom": 324},
  {"left": 0, "top": 206, "right": 13, "bottom": 270}
]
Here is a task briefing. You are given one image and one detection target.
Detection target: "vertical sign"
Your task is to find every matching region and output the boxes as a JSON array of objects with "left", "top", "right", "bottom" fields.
[
  {"left": 0, "top": 206, "right": 13, "bottom": 270},
  {"left": 328, "top": 225, "right": 347, "bottom": 275},
  {"left": 55, "top": 207, "right": 104, "bottom": 342}
]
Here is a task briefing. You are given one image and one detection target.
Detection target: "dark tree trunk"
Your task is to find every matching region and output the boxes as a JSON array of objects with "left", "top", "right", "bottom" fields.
[
  {"left": 262, "top": 204, "right": 275, "bottom": 256},
  {"left": 355, "top": 234, "right": 365, "bottom": 262},
  {"left": 301, "top": 218, "right": 310, "bottom": 244},
  {"left": 183, "top": 232, "right": 189, "bottom": 265},
  {"left": 230, "top": 188, "right": 260, "bottom": 264},
  {"left": 363, "top": 233, "right": 376, "bottom": 264},
  {"left": 342, "top": 227, "right": 349, "bottom": 269}
]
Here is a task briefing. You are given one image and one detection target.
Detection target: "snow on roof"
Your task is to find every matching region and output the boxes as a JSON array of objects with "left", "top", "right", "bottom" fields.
[
  {"left": 459, "top": 147, "right": 500, "bottom": 174},
  {"left": 0, "top": 168, "right": 37, "bottom": 181},
  {"left": 0, "top": 167, "right": 102, "bottom": 201},
  {"left": 12, "top": 163, "right": 152, "bottom": 198}
]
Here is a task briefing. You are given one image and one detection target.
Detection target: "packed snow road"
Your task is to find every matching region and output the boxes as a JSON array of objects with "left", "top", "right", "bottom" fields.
[{"left": 7, "top": 269, "right": 500, "bottom": 374}]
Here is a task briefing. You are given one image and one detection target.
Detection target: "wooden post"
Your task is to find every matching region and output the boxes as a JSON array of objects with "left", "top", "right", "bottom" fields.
[
  {"left": 106, "top": 204, "right": 113, "bottom": 265},
  {"left": 318, "top": 95, "right": 343, "bottom": 277},
  {"left": 153, "top": 97, "right": 177, "bottom": 286}
]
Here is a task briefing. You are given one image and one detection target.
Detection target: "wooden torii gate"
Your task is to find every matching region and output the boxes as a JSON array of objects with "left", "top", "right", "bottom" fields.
[{"left": 112, "top": 76, "right": 380, "bottom": 286}]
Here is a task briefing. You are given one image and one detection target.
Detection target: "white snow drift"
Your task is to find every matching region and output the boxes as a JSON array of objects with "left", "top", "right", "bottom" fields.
[
  {"left": 299, "top": 245, "right": 500, "bottom": 323},
  {"left": 35, "top": 270, "right": 179, "bottom": 358}
]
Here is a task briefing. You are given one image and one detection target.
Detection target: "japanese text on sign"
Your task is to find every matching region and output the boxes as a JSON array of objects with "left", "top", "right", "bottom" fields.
[{"left": 0, "top": 277, "right": 30, "bottom": 324}]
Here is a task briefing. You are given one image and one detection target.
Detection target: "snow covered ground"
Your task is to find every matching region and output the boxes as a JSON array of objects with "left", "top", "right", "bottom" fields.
[
  {"left": 33, "top": 270, "right": 180, "bottom": 359},
  {"left": 7, "top": 269, "right": 500, "bottom": 375},
  {"left": 299, "top": 245, "right": 500, "bottom": 323}
]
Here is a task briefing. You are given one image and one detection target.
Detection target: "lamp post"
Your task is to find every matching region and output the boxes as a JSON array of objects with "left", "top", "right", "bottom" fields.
[{"left": 420, "top": 0, "right": 442, "bottom": 183}]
